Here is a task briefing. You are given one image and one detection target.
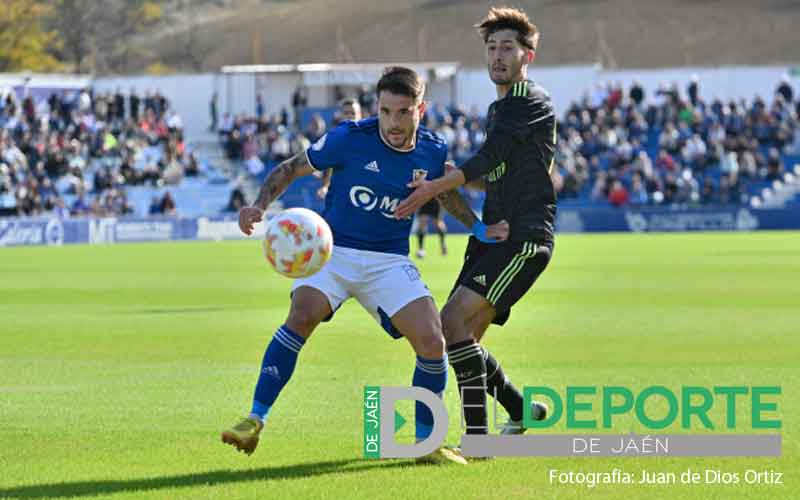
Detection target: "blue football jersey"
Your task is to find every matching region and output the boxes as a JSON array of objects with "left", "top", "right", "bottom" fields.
[{"left": 306, "top": 117, "right": 447, "bottom": 255}]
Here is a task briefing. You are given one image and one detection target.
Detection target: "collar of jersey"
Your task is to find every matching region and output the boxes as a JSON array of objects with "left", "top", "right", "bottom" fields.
[
  {"left": 504, "top": 79, "right": 530, "bottom": 99},
  {"left": 378, "top": 127, "right": 416, "bottom": 153}
]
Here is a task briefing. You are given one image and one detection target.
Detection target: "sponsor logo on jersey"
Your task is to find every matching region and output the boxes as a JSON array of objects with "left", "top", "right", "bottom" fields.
[{"left": 349, "top": 185, "right": 401, "bottom": 218}]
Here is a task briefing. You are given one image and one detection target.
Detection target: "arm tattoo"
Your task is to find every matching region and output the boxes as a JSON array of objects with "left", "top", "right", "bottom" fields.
[
  {"left": 254, "top": 153, "right": 311, "bottom": 210},
  {"left": 437, "top": 189, "right": 477, "bottom": 228}
]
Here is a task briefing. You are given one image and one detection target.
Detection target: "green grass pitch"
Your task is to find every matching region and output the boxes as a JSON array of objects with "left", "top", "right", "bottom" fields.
[{"left": 1, "top": 232, "right": 796, "bottom": 499}]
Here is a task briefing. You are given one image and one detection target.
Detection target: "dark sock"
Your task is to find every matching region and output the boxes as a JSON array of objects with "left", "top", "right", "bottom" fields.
[
  {"left": 447, "top": 340, "right": 488, "bottom": 435},
  {"left": 416, "top": 230, "right": 424, "bottom": 250},
  {"left": 437, "top": 228, "right": 446, "bottom": 250},
  {"left": 482, "top": 347, "right": 525, "bottom": 422}
]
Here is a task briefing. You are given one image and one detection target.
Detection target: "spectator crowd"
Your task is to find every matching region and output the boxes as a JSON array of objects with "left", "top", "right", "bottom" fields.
[
  {"left": 4, "top": 75, "right": 798, "bottom": 221},
  {"left": 223, "top": 78, "right": 799, "bottom": 208},
  {"left": 0, "top": 86, "right": 195, "bottom": 218},
  {"left": 550, "top": 77, "right": 799, "bottom": 206}
]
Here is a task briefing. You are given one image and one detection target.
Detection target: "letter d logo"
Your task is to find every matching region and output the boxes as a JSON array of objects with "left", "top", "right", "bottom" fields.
[{"left": 363, "top": 386, "right": 448, "bottom": 458}]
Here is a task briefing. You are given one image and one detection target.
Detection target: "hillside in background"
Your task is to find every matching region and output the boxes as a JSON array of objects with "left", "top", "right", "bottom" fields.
[{"left": 131, "top": 0, "right": 800, "bottom": 72}]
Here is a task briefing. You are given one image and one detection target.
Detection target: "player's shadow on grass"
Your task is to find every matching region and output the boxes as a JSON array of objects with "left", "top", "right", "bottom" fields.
[{"left": 0, "top": 459, "right": 416, "bottom": 499}]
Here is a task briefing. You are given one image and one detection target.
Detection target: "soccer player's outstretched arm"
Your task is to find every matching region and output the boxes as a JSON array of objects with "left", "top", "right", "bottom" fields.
[
  {"left": 254, "top": 153, "right": 315, "bottom": 210},
  {"left": 435, "top": 161, "right": 509, "bottom": 242},
  {"left": 436, "top": 189, "right": 477, "bottom": 228},
  {"left": 239, "top": 153, "right": 315, "bottom": 235},
  {"left": 437, "top": 189, "right": 509, "bottom": 242},
  {"left": 436, "top": 161, "right": 478, "bottom": 229},
  {"left": 465, "top": 177, "right": 486, "bottom": 191},
  {"left": 396, "top": 128, "right": 515, "bottom": 219}
]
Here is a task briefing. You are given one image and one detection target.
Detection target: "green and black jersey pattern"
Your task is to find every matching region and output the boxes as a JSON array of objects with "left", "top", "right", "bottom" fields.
[{"left": 459, "top": 79, "right": 557, "bottom": 245}]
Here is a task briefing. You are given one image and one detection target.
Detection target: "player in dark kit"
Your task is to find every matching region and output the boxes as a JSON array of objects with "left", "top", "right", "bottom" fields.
[
  {"left": 414, "top": 197, "right": 447, "bottom": 259},
  {"left": 396, "top": 6, "right": 555, "bottom": 441}
]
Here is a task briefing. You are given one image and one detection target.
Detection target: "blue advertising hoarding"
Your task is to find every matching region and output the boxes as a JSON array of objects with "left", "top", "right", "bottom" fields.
[{"left": 1, "top": 207, "right": 798, "bottom": 248}]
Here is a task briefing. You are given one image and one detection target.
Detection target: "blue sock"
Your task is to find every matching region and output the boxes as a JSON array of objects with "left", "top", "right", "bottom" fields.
[
  {"left": 250, "top": 325, "right": 306, "bottom": 422},
  {"left": 413, "top": 355, "right": 448, "bottom": 441}
]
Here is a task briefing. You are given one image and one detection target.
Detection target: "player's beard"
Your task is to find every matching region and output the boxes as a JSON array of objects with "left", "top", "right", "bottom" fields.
[
  {"left": 384, "top": 126, "right": 414, "bottom": 149},
  {"left": 489, "top": 58, "right": 524, "bottom": 85}
]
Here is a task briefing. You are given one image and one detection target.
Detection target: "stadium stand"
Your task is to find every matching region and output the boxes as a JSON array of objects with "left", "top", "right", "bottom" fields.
[
  {"left": 222, "top": 80, "right": 800, "bottom": 212},
  {"left": 0, "top": 87, "right": 234, "bottom": 218},
  {"left": 2, "top": 78, "right": 799, "bottom": 220}
]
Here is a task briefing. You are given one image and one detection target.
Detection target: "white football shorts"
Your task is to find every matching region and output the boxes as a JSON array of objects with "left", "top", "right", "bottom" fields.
[{"left": 291, "top": 245, "right": 431, "bottom": 337}]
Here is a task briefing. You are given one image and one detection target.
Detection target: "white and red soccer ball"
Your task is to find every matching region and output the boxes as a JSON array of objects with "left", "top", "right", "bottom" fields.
[{"left": 263, "top": 208, "right": 333, "bottom": 278}]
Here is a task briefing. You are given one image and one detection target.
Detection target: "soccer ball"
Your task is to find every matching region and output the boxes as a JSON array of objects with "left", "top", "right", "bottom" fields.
[{"left": 263, "top": 208, "right": 333, "bottom": 278}]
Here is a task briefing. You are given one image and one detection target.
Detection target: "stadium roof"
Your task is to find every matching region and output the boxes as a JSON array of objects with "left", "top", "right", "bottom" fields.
[
  {"left": 220, "top": 62, "right": 460, "bottom": 86},
  {"left": 0, "top": 73, "right": 93, "bottom": 90},
  {"left": 221, "top": 62, "right": 458, "bottom": 76}
]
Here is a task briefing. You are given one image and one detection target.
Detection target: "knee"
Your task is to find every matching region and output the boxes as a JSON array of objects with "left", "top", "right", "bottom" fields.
[
  {"left": 286, "top": 304, "right": 322, "bottom": 338},
  {"left": 441, "top": 303, "right": 462, "bottom": 336},
  {"left": 415, "top": 329, "right": 445, "bottom": 359},
  {"left": 441, "top": 303, "right": 474, "bottom": 345}
]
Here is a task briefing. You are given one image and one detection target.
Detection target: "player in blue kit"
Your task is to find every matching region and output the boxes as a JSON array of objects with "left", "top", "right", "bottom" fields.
[{"left": 221, "top": 67, "right": 508, "bottom": 464}]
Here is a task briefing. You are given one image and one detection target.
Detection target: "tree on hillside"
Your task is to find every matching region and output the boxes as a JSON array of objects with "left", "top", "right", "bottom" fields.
[
  {"left": 102, "top": 0, "right": 163, "bottom": 73},
  {"left": 49, "top": 0, "right": 104, "bottom": 73},
  {"left": 173, "top": 0, "right": 214, "bottom": 72},
  {"left": 0, "top": 0, "right": 61, "bottom": 72},
  {"left": 50, "top": 0, "right": 162, "bottom": 74}
]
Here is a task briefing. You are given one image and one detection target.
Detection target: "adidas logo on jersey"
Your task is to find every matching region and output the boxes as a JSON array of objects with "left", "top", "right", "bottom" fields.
[
  {"left": 364, "top": 161, "right": 380, "bottom": 173},
  {"left": 473, "top": 275, "right": 487, "bottom": 286}
]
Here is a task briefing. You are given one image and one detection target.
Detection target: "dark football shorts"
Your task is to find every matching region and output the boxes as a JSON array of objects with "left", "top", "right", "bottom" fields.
[
  {"left": 449, "top": 236, "right": 552, "bottom": 325},
  {"left": 418, "top": 199, "right": 441, "bottom": 218}
]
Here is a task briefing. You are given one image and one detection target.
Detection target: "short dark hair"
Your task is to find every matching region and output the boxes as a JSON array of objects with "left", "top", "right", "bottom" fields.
[
  {"left": 475, "top": 6, "right": 539, "bottom": 51},
  {"left": 376, "top": 66, "right": 425, "bottom": 102}
]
